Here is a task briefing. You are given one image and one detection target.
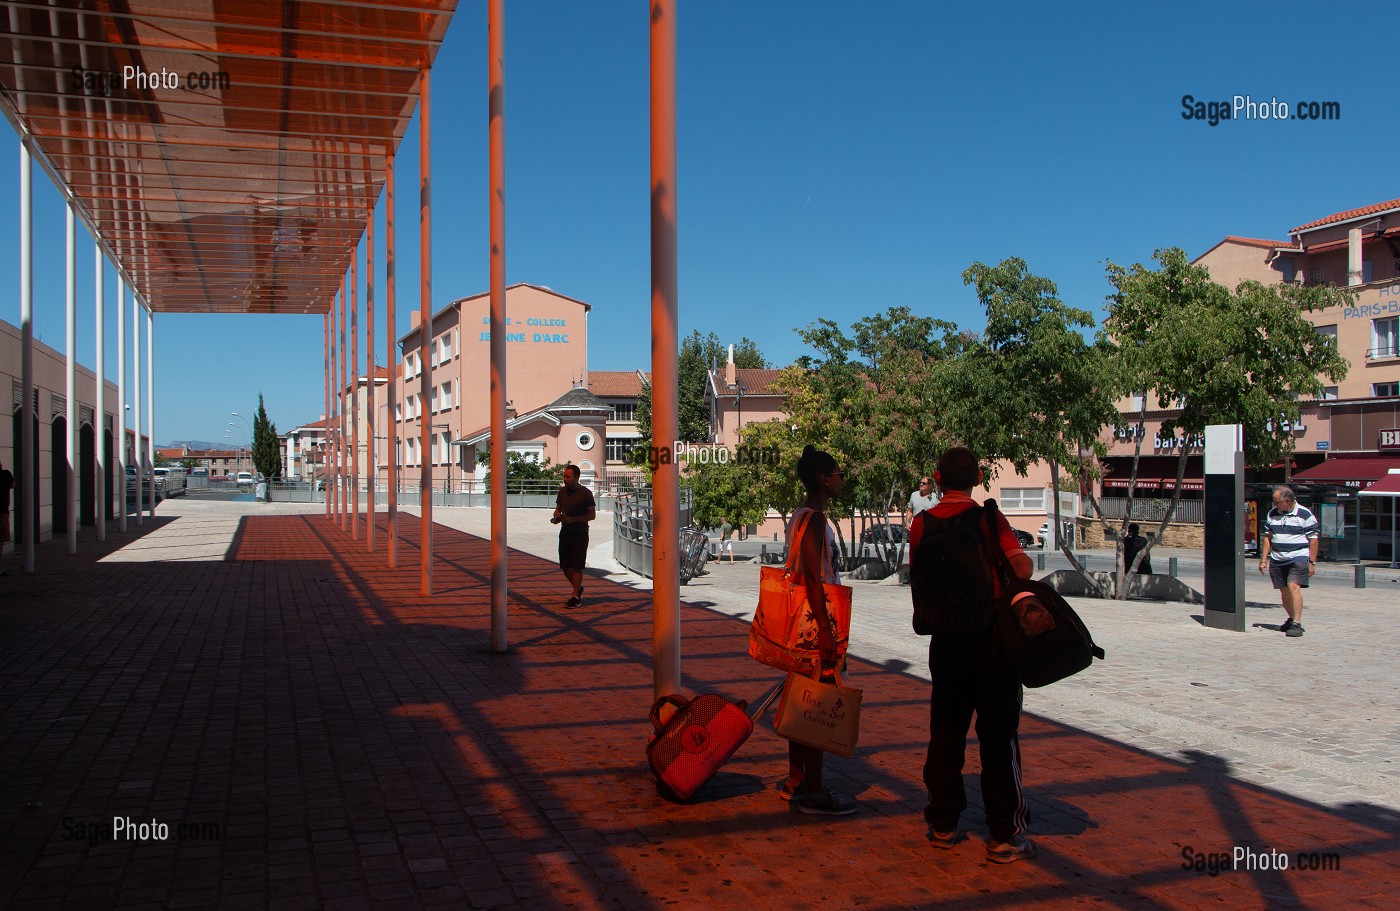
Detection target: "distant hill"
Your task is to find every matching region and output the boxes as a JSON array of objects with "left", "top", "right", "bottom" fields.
[{"left": 164, "top": 440, "right": 220, "bottom": 451}]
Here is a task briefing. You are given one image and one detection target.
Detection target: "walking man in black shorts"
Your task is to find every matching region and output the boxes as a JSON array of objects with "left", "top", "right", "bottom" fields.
[{"left": 552, "top": 465, "right": 596, "bottom": 608}]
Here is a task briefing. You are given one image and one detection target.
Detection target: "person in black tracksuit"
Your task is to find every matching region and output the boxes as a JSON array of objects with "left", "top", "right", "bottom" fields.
[{"left": 909, "top": 446, "right": 1037, "bottom": 863}]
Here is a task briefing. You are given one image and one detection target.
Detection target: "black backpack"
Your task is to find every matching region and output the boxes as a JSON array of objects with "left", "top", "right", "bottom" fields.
[{"left": 910, "top": 505, "right": 999, "bottom": 636}]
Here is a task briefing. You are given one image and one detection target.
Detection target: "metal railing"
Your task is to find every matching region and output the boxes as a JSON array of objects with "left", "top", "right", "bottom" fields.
[
  {"left": 1090, "top": 497, "right": 1203, "bottom": 524},
  {"left": 613, "top": 487, "right": 695, "bottom": 579}
]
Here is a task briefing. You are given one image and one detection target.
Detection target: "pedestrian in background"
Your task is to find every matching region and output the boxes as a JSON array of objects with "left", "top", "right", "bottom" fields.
[
  {"left": 551, "top": 465, "right": 596, "bottom": 608},
  {"left": 1258, "top": 485, "right": 1318, "bottom": 638}
]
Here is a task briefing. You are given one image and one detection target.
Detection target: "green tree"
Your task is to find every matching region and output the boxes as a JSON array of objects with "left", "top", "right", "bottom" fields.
[
  {"left": 628, "top": 331, "right": 768, "bottom": 472},
  {"left": 1096, "top": 247, "right": 1351, "bottom": 595},
  {"left": 251, "top": 393, "right": 281, "bottom": 479},
  {"left": 787, "top": 308, "right": 969, "bottom": 572},
  {"left": 957, "top": 258, "right": 1117, "bottom": 588},
  {"left": 476, "top": 450, "right": 567, "bottom": 492}
]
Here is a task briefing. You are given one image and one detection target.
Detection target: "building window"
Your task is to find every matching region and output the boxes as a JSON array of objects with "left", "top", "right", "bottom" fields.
[
  {"left": 606, "top": 437, "right": 641, "bottom": 462},
  {"left": 1318, "top": 386, "right": 1338, "bottom": 401},
  {"left": 1372, "top": 316, "right": 1399, "bottom": 359},
  {"left": 1275, "top": 256, "right": 1293, "bottom": 283},
  {"left": 440, "top": 381, "right": 452, "bottom": 410},
  {"left": 1374, "top": 382, "right": 1399, "bottom": 398},
  {"left": 611, "top": 402, "right": 637, "bottom": 422},
  {"left": 1309, "top": 269, "right": 1328, "bottom": 286},
  {"left": 576, "top": 431, "right": 596, "bottom": 451},
  {"left": 1314, "top": 324, "right": 1337, "bottom": 345},
  {"left": 1363, "top": 261, "right": 1373, "bottom": 283},
  {"left": 999, "top": 487, "right": 1047, "bottom": 511}
]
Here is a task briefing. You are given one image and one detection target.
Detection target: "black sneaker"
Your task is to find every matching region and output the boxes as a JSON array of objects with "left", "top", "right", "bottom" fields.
[
  {"left": 797, "top": 789, "right": 857, "bottom": 816},
  {"left": 986, "top": 834, "right": 1037, "bottom": 863},
  {"left": 1286, "top": 623, "right": 1304, "bottom": 638},
  {"left": 1279, "top": 618, "right": 1295, "bottom": 633},
  {"left": 927, "top": 828, "right": 966, "bottom": 849},
  {"left": 564, "top": 596, "right": 581, "bottom": 609}
]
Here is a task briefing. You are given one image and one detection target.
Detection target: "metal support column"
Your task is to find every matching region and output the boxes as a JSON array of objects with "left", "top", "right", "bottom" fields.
[
  {"left": 650, "top": 0, "right": 681, "bottom": 699},
  {"left": 116, "top": 273, "right": 126, "bottom": 533},
  {"left": 488, "top": 0, "right": 509, "bottom": 651},
  {"left": 366, "top": 212, "right": 376, "bottom": 553},
  {"left": 19, "top": 143, "right": 36, "bottom": 572},
  {"left": 419, "top": 67, "right": 434, "bottom": 596},
  {"left": 66, "top": 207, "right": 78, "bottom": 553},
  {"left": 132, "top": 285, "right": 142, "bottom": 526},
  {"left": 94, "top": 245, "right": 106, "bottom": 541},
  {"left": 351, "top": 242, "right": 360, "bottom": 539},
  {"left": 339, "top": 279, "right": 348, "bottom": 529},
  {"left": 146, "top": 307, "right": 154, "bottom": 521},
  {"left": 385, "top": 153, "right": 399, "bottom": 569},
  {"left": 324, "top": 312, "right": 331, "bottom": 517}
]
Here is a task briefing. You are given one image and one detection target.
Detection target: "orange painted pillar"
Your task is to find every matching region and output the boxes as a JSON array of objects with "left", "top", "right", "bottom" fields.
[
  {"left": 366, "top": 211, "right": 377, "bottom": 552},
  {"left": 419, "top": 67, "right": 434, "bottom": 596},
  {"left": 650, "top": 0, "right": 681, "bottom": 699},
  {"left": 351, "top": 239, "right": 360, "bottom": 540},
  {"left": 324, "top": 310, "right": 331, "bottom": 517},
  {"left": 385, "top": 153, "right": 399, "bottom": 569},
  {"left": 488, "top": 0, "right": 509, "bottom": 652}
]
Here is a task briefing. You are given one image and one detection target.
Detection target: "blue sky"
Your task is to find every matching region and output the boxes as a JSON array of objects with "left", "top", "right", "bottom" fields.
[{"left": 1, "top": 1, "right": 1393, "bottom": 445}]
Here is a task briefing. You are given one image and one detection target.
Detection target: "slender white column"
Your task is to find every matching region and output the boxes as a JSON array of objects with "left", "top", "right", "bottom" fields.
[
  {"left": 94, "top": 246, "right": 106, "bottom": 541},
  {"left": 66, "top": 207, "right": 78, "bottom": 553},
  {"left": 133, "top": 291, "right": 142, "bottom": 525},
  {"left": 146, "top": 307, "right": 154, "bottom": 520},
  {"left": 116, "top": 274, "right": 126, "bottom": 532},
  {"left": 19, "top": 143, "right": 35, "bottom": 572}
]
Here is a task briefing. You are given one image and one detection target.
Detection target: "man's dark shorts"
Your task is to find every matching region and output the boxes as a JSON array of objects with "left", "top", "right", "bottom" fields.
[
  {"left": 1269, "top": 558, "right": 1310, "bottom": 590},
  {"left": 559, "top": 531, "right": 588, "bottom": 571}
]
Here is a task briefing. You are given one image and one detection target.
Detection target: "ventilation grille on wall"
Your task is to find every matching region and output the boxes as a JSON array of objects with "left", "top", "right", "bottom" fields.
[{"left": 51, "top": 393, "right": 66, "bottom": 419}]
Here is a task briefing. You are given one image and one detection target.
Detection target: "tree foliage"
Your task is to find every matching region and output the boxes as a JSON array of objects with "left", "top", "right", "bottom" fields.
[
  {"left": 252, "top": 393, "right": 281, "bottom": 479},
  {"left": 476, "top": 450, "right": 568, "bottom": 492},
  {"left": 1094, "top": 247, "right": 1351, "bottom": 595}
]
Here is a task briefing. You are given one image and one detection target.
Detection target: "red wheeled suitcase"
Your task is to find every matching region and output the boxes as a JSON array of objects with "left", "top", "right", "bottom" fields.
[{"left": 646, "top": 684, "right": 782, "bottom": 801}]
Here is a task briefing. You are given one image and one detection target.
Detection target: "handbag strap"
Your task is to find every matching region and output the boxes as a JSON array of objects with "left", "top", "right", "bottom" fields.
[
  {"left": 784, "top": 510, "right": 814, "bottom": 575},
  {"left": 648, "top": 694, "right": 689, "bottom": 732}
]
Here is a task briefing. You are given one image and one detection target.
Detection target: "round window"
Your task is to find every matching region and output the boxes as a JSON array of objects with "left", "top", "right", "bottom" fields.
[{"left": 576, "top": 431, "right": 595, "bottom": 451}]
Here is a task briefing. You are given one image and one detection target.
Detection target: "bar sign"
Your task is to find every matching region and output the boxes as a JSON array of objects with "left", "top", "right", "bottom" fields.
[{"left": 1381, "top": 429, "right": 1400, "bottom": 451}]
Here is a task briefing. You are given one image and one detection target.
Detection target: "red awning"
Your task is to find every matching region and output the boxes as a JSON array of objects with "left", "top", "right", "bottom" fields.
[
  {"left": 1162, "top": 478, "right": 1205, "bottom": 491},
  {"left": 1360, "top": 472, "right": 1400, "bottom": 496},
  {"left": 1291, "top": 457, "right": 1400, "bottom": 484}
]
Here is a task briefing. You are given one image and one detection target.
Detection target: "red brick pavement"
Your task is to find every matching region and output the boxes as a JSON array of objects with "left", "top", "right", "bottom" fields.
[{"left": 1, "top": 512, "right": 1396, "bottom": 910}]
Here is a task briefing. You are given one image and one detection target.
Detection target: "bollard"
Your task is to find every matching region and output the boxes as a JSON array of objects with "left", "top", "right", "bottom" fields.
[
  {"left": 1036, "top": 553, "right": 1045, "bottom": 571},
  {"left": 760, "top": 544, "right": 768, "bottom": 564},
  {"left": 1169, "top": 556, "right": 1178, "bottom": 578},
  {"left": 1355, "top": 564, "right": 1366, "bottom": 589}
]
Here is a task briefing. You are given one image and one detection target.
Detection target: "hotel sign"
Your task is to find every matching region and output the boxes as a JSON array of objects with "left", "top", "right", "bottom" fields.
[{"left": 1380, "top": 429, "right": 1400, "bottom": 452}]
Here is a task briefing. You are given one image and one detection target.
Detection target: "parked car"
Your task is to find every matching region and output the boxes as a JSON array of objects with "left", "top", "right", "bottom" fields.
[
  {"left": 1037, "top": 523, "right": 1051, "bottom": 548},
  {"left": 153, "top": 467, "right": 187, "bottom": 497},
  {"left": 1012, "top": 528, "right": 1035, "bottom": 549},
  {"left": 860, "top": 523, "right": 909, "bottom": 545},
  {"left": 235, "top": 471, "right": 254, "bottom": 485}
]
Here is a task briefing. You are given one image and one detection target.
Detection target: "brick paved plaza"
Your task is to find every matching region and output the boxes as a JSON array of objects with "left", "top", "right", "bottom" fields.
[{"left": 1, "top": 501, "right": 1397, "bottom": 909}]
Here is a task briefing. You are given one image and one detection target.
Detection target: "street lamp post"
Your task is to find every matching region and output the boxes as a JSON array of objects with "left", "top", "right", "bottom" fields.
[{"left": 231, "top": 412, "right": 253, "bottom": 477}]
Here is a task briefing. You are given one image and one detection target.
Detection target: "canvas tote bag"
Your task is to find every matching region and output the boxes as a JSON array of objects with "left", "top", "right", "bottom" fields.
[
  {"left": 773, "top": 668, "right": 862, "bottom": 756},
  {"left": 748, "top": 511, "right": 852, "bottom": 677}
]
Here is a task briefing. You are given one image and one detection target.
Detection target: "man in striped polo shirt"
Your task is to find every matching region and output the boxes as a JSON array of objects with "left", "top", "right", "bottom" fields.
[{"left": 1257, "top": 486, "right": 1319, "bottom": 638}]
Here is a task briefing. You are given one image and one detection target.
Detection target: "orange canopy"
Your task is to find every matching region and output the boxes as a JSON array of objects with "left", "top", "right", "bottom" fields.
[{"left": 0, "top": 0, "right": 457, "bottom": 314}]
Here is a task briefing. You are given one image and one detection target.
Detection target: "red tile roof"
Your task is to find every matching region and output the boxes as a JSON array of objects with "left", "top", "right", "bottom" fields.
[
  {"left": 1222, "top": 235, "right": 1293, "bottom": 250},
  {"left": 588, "top": 371, "right": 648, "bottom": 397},
  {"left": 1291, "top": 197, "right": 1400, "bottom": 234},
  {"left": 712, "top": 368, "right": 786, "bottom": 396}
]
